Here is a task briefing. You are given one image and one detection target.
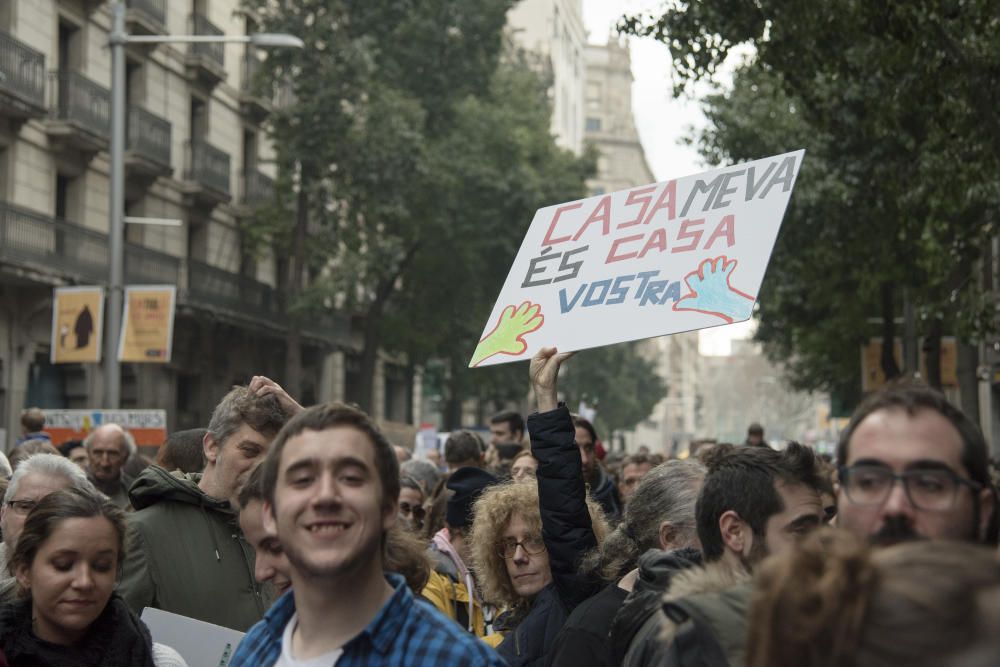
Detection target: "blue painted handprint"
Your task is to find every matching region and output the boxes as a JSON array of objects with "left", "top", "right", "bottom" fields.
[{"left": 673, "top": 256, "right": 755, "bottom": 323}]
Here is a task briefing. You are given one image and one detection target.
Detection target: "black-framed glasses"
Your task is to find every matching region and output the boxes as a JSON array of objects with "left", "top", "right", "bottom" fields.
[
  {"left": 5, "top": 499, "right": 38, "bottom": 516},
  {"left": 839, "top": 464, "right": 982, "bottom": 511},
  {"left": 497, "top": 536, "right": 546, "bottom": 559},
  {"left": 399, "top": 502, "right": 425, "bottom": 520}
]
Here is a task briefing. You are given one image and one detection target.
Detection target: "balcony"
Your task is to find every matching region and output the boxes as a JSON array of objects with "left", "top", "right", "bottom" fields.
[
  {"left": 125, "top": 105, "right": 172, "bottom": 179},
  {"left": 0, "top": 200, "right": 107, "bottom": 283},
  {"left": 125, "top": 0, "right": 166, "bottom": 36},
  {"left": 46, "top": 71, "right": 110, "bottom": 156},
  {"left": 186, "top": 258, "right": 277, "bottom": 322},
  {"left": 185, "top": 14, "right": 226, "bottom": 87},
  {"left": 239, "top": 50, "right": 272, "bottom": 120},
  {"left": 238, "top": 169, "right": 275, "bottom": 211},
  {"left": 125, "top": 241, "right": 180, "bottom": 285},
  {"left": 0, "top": 31, "right": 47, "bottom": 121},
  {"left": 182, "top": 139, "right": 231, "bottom": 207}
]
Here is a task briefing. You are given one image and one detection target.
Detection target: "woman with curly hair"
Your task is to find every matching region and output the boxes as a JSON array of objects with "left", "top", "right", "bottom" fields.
[
  {"left": 471, "top": 348, "right": 610, "bottom": 665},
  {"left": 747, "top": 528, "right": 1000, "bottom": 667}
]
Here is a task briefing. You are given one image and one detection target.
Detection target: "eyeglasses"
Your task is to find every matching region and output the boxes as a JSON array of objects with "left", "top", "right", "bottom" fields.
[
  {"left": 839, "top": 464, "right": 982, "bottom": 512},
  {"left": 497, "top": 536, "right": 546, "bottom": 559},
  {"left": 399, "top": 502, "right": 426, "bottom": 520},
  {"left": 5, "top": 499, "right": 38, "bottom": 516}
]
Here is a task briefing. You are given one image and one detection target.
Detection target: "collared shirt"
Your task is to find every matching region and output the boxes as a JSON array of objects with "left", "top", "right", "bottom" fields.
[{"left": 230, "top": 573, "right": 508, "bottom": 667}]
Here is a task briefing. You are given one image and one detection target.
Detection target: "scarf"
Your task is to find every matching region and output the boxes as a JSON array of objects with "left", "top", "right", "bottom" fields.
[{"left": 0, "top": 594, "right": 156, "bottom": 667}]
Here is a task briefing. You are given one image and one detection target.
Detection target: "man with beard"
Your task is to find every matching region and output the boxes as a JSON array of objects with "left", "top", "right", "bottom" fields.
[
  {"left": 635, "top": 442, "right": 825, "bottom": 667},
  {"left": 573, "top": 416, "right": 622, "bottom": 521},
  {"left": 836, "top": 382, "right": 996, "bottom": 546},
  {"left": 229, "top": 403, "right": 505, "bottom": 666},
  {"left": 119, "top": 377, "right": 296, "bottom": 630}
]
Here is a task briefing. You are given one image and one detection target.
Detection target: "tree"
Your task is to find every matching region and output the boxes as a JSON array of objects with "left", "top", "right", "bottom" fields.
[{"left": 622, "top": 1, "right": 1000, "bottom": 412}]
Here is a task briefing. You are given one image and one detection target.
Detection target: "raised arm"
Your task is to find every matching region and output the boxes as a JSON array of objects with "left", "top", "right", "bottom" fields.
[{"left": 528, "top": 348, "right": 600, "bottom": 610}]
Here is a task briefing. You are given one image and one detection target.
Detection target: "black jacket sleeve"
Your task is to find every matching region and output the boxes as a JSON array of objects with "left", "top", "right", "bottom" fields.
[{"left": 529, "top": 404, "right": 601, "bottom": 611}]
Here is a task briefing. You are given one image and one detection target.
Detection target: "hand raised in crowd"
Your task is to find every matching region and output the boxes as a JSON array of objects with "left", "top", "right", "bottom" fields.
[
  {"left": 248, "top": 375, "right": 304, "bottom": 415},
  {"left": 529, "top": 346, "right": 574, "bottom": 413}
]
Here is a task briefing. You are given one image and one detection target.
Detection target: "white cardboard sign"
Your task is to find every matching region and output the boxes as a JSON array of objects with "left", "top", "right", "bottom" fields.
[
  {"left": 470, "top": 150, "right": 805, "bottom": 367},
  {"left": 141, "top": 607, "right": 244, "bottom": 667}
]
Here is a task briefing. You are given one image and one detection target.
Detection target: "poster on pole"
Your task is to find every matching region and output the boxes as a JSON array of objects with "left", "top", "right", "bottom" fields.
[
  {"left": 118, "top": 285, "right": 176, "bottom": 363},
  {"left": 51, "top": 286, "right": 103, "bottom": 364},
  {"left": 470, "top": 150, "right": 805, "bottom": 367}
]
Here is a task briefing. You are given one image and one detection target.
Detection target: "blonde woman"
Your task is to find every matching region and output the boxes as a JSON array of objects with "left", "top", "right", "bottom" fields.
[{"left": 471, "top": 348, "right": 609, "bottom": 665}]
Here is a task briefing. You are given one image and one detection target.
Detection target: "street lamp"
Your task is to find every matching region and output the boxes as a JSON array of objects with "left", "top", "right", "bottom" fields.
[{"left": 104, "top": 2, "right": 301, "bottom": 407}]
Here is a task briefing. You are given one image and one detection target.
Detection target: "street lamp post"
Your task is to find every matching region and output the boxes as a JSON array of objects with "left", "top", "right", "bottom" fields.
[{"left": 104, "top": 2, "right": 301, "bottom": 407}]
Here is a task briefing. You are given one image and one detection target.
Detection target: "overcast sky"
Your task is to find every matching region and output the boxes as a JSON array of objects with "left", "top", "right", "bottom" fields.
[{"left": 581, "top": 1, "right": 753, "bottom": 353}]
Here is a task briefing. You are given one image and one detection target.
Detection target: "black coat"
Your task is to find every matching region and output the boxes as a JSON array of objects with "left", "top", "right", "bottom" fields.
[{"left": 496, "top": 405, "right": 602, "bottom": 666}]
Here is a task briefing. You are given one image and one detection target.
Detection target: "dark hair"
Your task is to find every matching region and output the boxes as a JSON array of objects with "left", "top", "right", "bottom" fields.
[
  {"left": 260, "top": 402, "right": 400, "bottom": 511},
  {"left": 696, "top": 442, "right": 823, "bottom": 562},
  {"left": 443, "top": 430, "right": 484, "bottom": 466},
  {"left": 837, "top": 380, "right": 991, "bottom": 489},
  {"left": 490, "top": 411, "right": 525, "bottom": 439},
  {"left": 384, "top": 525, "right": 431, "bottom": 593},
  {"left": 622, "top": 453, "right": 654, "bottom": 470},
  {"left": 10, "top": 487, "right": 127, "bottom": 581},
  {"left": 748, "top": 423, "right": 764, "bottom": 436},
  {"left": 572, "top": 416, "right": 599, "bottom": 444},
  {"left": 237, "top": 463, "right": 266, "bottom": 510},
  {"left": 156, "top": 428, "right": 208, "bottom": 474},
  {"left": 58, "top": 439, "right": 85, "bottom": 458}
]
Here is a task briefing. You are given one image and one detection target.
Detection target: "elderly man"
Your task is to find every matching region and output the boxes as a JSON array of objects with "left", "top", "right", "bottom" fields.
[
  {"left": 0, "top": 454, "right": 94, "bottom": 594},
  {"left": 85, "top": 423, "right": 136, "bottom": 508}
]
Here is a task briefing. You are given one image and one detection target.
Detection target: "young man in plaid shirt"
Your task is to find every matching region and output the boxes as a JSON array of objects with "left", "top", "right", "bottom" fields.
[{"left": 230, "top": 403, "right": 506, "bottom": 666}]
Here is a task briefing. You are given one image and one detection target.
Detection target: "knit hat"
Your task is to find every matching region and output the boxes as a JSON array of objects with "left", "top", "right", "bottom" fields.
[{"left": 446, "top": 467, "right": 498, "bottom": 529}]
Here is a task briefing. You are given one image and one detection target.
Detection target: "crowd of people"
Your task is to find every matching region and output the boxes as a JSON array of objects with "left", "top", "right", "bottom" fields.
[{"left": 0, "top": 351, "right": 997, "bottom": 666}]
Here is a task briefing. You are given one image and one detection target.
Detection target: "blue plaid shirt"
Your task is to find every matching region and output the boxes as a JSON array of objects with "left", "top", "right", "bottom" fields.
[{"left": 229, "top": 573, "right": 507, "bottom": 666}]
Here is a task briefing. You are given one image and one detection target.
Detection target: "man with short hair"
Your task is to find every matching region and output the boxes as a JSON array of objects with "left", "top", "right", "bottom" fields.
[
  {"left": 744, "top": 422, "right": 767, "bottom": 447},
  {"left": 836, "top": 381, "right": 996, "bottom": 546},
  {"left": 229, "top": 403, "right": 506, "bottom": 666},
  {"left": 238, "top": 464, "right": 292, "bottom": 600},
  {"left": 640, "top": 442, "right": 826, "bottom": 667},
  {"left": 619, "top": 453, "right": 655, "bottom": 506},
  {"left": 15, "top": 407, "right": 50, "bottom": 446},
  {"left": 573, "top": 416, "right": 622, "bottom": 520},
  {"left": 0, "top": 453, "right": 94, "bottom": 591},
  {"left": 489, "top": 410, "right": 525, "bottom": 447},
  {"left": 84, "top": 423, "right": 135, "bottom": 508},
  {"left": 443, "top": 430, "right": 485, "bottom": 471},
  {"left": 120, "top": 377, "right": 296, "bottom": 630}
]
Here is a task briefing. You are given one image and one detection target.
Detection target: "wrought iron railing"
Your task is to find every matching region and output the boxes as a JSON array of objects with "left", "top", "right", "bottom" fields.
[
  {"left": 185, "top": 139, "right": 230, "bottom": 195},
  {"left": 0, "top": 31, "right": 45, "bottom": 108},
  {"left": 240, "top": 169, "right": 274, "bottom": 206},
  {"left": 50, "top": 70, "right": 110, "bottom": 139},
  {"left": 0, "top": 200, "right": 107, "bottom": 282},
  {"left": 126, "top": 0, "right": 166, "bottom": 30},
  {"left": 127, "top": 105, "right": 171, "bottom": 167},
  {"left": 189, "top": 13, "right": 224, "bottom": 69},
  {"left": 125, "top": 241, "right": 180, "bottom": 285},
  {"left": 187, "top": 258, "right": 276, "bottom": 319}
]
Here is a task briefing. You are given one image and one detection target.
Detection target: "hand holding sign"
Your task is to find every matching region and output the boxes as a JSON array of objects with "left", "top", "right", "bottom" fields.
[
  {"left": 673, "top": 256, "right": 755, "bottom": 324},
  {"left": 471, "top": 301, "right": 545, "bottom": 367},
  {"left": 529, "top": 346, "right": 574, "bottom": 412}
]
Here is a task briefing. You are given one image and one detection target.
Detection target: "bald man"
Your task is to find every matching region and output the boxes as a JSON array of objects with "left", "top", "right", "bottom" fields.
[{"left": 85, "top": 423, "right": 136, "bottom": 508}]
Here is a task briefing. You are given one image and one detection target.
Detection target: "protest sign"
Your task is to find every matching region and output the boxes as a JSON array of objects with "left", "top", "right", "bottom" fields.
[
  {"left": 43, "top": 409, "right": 167, "bottom": 446},
  {"left": 142, "top": 607, "right": 244, "bottom": 667},
  {"left": 118, "top": 285, "right": 176, "bottom": 362},
  {"left": 50, "top": 286, "right": 103, "bottom": 364},
  {"left": 470, "top": 150, "right": 805, "bottom": 367}
]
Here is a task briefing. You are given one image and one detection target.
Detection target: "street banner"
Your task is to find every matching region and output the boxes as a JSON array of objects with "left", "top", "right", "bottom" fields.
[
  {"left": 50, "top": 286, "right": 103, "bottom": 364},
  {"left": 118, "top": 285, "right": 176, "bottom": 363},
  {"left": 43, "top": 409, "right": 167, "bottom": 446},
  {"left": 142, "top": 607, "right": 244, "bottom": 667},
  {"left": 860, "top": 337, "right": 958, "bottom": 392},
  {"left": 470, "top": 150, "right": 805, "bottom": 367}
]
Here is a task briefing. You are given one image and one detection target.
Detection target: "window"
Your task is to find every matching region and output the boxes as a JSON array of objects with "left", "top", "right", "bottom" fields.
[{"left": 586, "top": 117, "right": 602, "bottom": 132}]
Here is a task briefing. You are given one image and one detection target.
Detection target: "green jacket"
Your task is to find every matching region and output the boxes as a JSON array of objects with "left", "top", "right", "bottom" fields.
[{"left": 118, "top": 465, "right": 271, "bottom": 631}]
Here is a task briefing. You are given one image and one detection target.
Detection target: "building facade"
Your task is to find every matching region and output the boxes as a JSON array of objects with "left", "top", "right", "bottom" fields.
[
  {"left": 507, "top": 0, "right": 586, "bottom": 155},
  {"left": 0, "top": 0, "right": 397, "bottom": 449}
]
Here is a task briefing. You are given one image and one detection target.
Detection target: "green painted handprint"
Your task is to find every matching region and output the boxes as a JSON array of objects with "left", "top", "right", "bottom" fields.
[
  {"left": 673, "top": 256, "right": 755, "bottom": 323},
  {"left": 470, "top": 301, "right": 545, "bottom": 367}
]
